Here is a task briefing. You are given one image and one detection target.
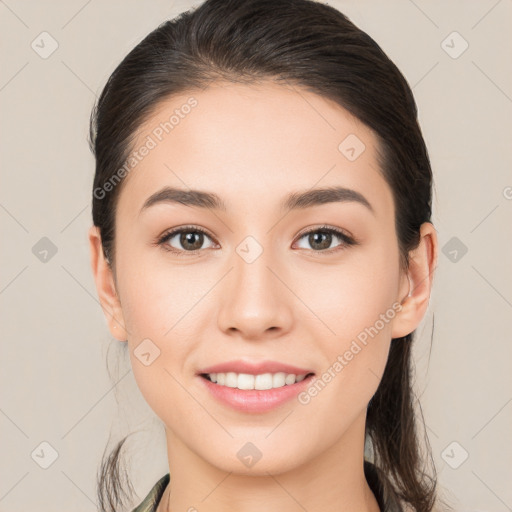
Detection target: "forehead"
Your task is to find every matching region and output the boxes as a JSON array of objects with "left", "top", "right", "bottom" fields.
[{"left": 119, "top": 81, "right": 394, "bottom": 220}]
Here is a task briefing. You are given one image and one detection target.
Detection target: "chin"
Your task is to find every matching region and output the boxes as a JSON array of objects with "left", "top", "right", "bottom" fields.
[{"left": 202, "top": 441, "right": 311, "bottom": 477}]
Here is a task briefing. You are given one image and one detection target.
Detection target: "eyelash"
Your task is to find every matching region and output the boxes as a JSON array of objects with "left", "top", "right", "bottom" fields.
[{"left": 155, "top": 224, "right": 358, "bottom": 257}]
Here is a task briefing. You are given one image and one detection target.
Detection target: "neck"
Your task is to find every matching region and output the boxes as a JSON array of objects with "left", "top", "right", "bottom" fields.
[{"left": 160, "top": 411, "right": 380, "bottom": 512}]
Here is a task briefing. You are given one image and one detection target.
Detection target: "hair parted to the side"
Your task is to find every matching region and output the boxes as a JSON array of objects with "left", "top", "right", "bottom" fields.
[{"left": 90, "top": 0, "right": 441, "bottom": 510}]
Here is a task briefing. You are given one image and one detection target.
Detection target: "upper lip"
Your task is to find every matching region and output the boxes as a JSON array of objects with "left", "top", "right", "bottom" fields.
[{"left": 198, "top": 360, "right": 314, "bottom": 376}]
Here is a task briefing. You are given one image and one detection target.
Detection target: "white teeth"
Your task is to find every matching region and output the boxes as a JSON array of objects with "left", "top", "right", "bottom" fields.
[
  {"left": 238, "top": 373, "right": 255, "bottom": 390},
  {"left": 255, "top": 373, "right": 273, "bottom": 390},
  {"left": 272, "top": 372, "right": 286, "bottom": 388},
  {"left": 285, "top": 374, "right": 296, "bottom": 385},
  {"left": 225, "top": 372, "right": 238, "bottom": 388},
  {"left": 205, "top": 372, "right": 309, "bottom": 390}
]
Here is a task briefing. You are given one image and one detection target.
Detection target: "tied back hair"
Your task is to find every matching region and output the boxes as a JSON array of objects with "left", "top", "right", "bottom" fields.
[{"left": 90, "top": 1, "right": 440, "bottom": 510}]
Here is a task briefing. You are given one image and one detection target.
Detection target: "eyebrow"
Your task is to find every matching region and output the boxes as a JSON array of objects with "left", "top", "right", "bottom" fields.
[{"left": 140, "top": 185, "right": 374, "bottom": 215}]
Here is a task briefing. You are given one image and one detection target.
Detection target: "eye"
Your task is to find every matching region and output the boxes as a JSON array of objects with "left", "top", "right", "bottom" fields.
[
  {"left": 156, "top": 225, "right": 217, "bottom": 255},
  {"left": 156, "top": 224, "right": 357, "bottom": 256},
  {"left": 294, "top": 225, "right": 357, "bottom": 253}
]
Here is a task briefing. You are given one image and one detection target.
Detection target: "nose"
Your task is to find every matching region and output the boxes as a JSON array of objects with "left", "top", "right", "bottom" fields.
[{"left": 216, "top": 242, "right": 294, "bottom": 341}]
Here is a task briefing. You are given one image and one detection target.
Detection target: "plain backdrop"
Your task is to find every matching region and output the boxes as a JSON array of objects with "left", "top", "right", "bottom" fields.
[{"left": 1, "top": 1, "right": 511, "bottom": 511}]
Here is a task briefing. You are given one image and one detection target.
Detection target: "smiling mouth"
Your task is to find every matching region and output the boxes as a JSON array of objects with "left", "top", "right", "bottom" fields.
[{"left": 200, "top": 372, "right": 315, "bottom": 390}]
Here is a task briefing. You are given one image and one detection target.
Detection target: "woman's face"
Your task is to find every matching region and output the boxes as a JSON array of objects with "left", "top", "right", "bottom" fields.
[{"left": 99, "top": 81, "right": 414, "bottom": 475}]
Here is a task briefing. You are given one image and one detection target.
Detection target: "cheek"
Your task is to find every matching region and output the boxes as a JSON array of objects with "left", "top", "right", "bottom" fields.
[
  {"left": 117, "top": 225, "right": 401, "bottom": 423},
  {"left": 116, "top": 250, "right": 216, "bottom": 415},
  {"left": 293, "top": 246, "right": 400, "bottom": 342},
  {"left": 116, "top": 243, "right": 202, "bottom": 338},
  {"left": 295, "top": 247, "right": 400, "bottom": 408}
]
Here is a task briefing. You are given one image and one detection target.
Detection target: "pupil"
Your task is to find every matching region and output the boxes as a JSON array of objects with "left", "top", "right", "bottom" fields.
[
  {"left": 311, "top": 232, "right": 330, "bottom": 250},
  {"left": 182, "top": 232, "right": 203, "bottom": 250}
]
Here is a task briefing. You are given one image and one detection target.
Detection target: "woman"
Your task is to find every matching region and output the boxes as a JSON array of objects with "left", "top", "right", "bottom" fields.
[{"left": 88, "top": 0, "right": 441, "bottom": 510}]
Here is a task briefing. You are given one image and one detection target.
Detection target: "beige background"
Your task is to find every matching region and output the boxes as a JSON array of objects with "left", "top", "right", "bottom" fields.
[{"left": 1, "top": 0, "right": 511, "bottom": 510}]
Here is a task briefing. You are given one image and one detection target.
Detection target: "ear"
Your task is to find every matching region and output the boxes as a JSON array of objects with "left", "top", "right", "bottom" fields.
[
  {"left": 88, "top": 225, "right": 128, "bottom": 342},
  {"left": 391, "top": 222, "right": 438, "bottom": 339}
]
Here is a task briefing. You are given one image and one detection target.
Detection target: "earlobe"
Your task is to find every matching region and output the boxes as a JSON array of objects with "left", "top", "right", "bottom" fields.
[
  {"left": 88, "top": 225, "right": 128, "bottom": 342},
  {"left": 391, "top": 222, "right": 438, "bottom": 339}
]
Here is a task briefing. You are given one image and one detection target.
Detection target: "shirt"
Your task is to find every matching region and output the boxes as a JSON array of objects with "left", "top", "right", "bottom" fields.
[{"left": 131, "top": 460, "right": 404, "bottom": 512}]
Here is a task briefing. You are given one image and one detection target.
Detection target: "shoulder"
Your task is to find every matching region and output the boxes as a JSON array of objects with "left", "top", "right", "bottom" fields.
[{"left": 130, "top": 473, "right": 170, "bottom": 512}]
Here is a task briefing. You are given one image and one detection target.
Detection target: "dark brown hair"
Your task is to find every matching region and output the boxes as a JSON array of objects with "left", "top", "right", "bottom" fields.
[{"left": 90, "top": 0, "right": 440, "bottom": 510}]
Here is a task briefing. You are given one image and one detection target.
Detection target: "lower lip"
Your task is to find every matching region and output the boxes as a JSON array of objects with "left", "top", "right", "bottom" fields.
[{"left": 198, "top": 374, "right": 315, "bottom": 413}]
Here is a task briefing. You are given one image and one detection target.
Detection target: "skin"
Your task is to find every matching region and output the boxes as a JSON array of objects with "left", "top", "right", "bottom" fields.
[{"left": 89, "top": 81, "right": 437, "bottom": 512}]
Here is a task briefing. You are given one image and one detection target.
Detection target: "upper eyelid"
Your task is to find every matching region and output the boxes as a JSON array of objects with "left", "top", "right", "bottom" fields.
[
  {"left": 161, "top": 224, "right": 349, "bottom": 238},
  {"left": 160, "top": 224, "right": 353, "bottom": 248},
  {"left": 164, "top": 225, "right": 216, "bottom": 241},
  {"left": 296, "top": 225, "right": 352, "bottom": 238}
]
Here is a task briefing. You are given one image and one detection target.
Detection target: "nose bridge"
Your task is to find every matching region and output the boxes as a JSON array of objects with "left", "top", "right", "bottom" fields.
[{"left": 216, "top": 235, "right": 293, "bottom": 338}]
